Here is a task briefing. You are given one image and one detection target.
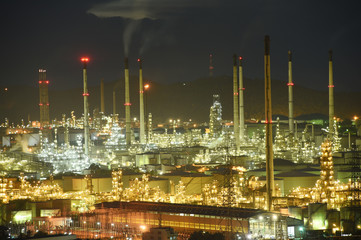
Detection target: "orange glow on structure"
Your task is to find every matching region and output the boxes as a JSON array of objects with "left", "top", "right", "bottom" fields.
[
  {"left": 144, "top": 84, "right": 150, "bottom": 90},
  {"left": 81, "top": 57, "right": 89, "bottom": 62}
]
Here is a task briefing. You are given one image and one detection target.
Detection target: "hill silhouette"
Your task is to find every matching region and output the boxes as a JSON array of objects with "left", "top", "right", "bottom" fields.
[{"left": 1, "top": 76, "right": 360, "bottom": 125}]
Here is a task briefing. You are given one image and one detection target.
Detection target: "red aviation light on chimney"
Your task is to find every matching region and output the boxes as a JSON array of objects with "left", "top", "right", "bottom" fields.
[
  {"left": 45, "top": 81, "right": 49, "bottom": 84},
  {"left": 137, "top": 58, "right": 141, "bottom": 62},
  {"left": 265, "top": 120, "right": 273, "bottom": 124},
  {"left": 82, "top": 93, "right": 89, "bottom": 96},
  {"left": 239, "top": 56, "right": 243, "bottom": 60},
  {"left": 81, "top": 57, "right": 89, "bottom": 62},
  {"left": 39, "top": 81, "right": 42, "bottom": 84},
  {"left": 287, "top": 83, "right": 294, "bottom": 86},
  {"left": 328, "top": 85, "right": 334, "bottom": 88},
  {"left": 124, "top": 103, "right": 132, "bottom": 106}
]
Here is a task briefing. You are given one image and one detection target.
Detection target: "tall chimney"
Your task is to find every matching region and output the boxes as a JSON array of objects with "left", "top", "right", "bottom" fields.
[
  {"left": 124, "top": 57, "right": 131, "bottom": 145},
  {"left": 113, "top": 90, "right": 116, "bottom": 115},
  {"left": 81, "top": 57, "right": 90, "bottom": 156},
  {"left": 148, "top": 112, "right": 153, "bottom": 143},
  {"left": 329, "top": 50, "right": 334, "bottom": 135},
  {"left": 38, "top": 68, "right": 50, "bottom": 144},
  {"left": 288, "top": 51, "right": 294, "bottom": 136},
  {"left": 138, "top": 58, "right": 146, "bottom": 144},
  {"left": 233, "top": 54, "right": 240, "bottom": 152},
  {"left": 100, "top": 79, "right": 105, "bottom": 113},
  {"left": 65, "top": 122, "right": 70, "bottom": 147},
  {"left": 38, "top": 69, "right": 50, "bottom": 128},
  {"left": 264, "top": 35, "right": 274, "bottom": 211},
  {"left": 209, "top": 54, "right": 214, "bottom": 77},
  {"left": 238, "top": 56, "right": 245, "bottom": 141}
]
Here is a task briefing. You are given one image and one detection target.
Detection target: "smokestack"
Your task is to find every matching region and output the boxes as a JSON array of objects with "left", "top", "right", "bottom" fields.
[
  {"left": 100, "top": 79, "right": 105, "bottom": 113},
  {"left": 264, "top": 35, "right": 274, "bottom": 211},
  {"left": 238, "top": 56, "right": 245, "bottom": 141},
  {"left": 54, "top": 128, "right": 58, "bottom": 151},
  {"left": 38, "top": 68, "right": 50, "bottom": 144},
  {"left": 288, "top": 51, "right": 294, "bottom": 136},
  {"left": 209, "top": 54, "right": 214, "bottom": 77},
  {"left": 81, "top": 57, "right": 90, "bottom": 156},
  {"left": 124, "top": 57, "right": 131, "bottom": 145},
  {"left": 148, "top": 112, "right": 153, "bottom": 143},
  {"left": 138, "top": 58, "right": 146, "bottom": 144},
  {"left": 329, "top": 50, "right": 334, "bottom": 135},
  {"left": 65, "top": 122, "right": 69, "bottom": 147},
  {"left": 233, "top": 54, "right": 240, "bottom": 152},
  {"left": 113, "top": 90, "right": 116, "bottom": 115},
  {"left": 38, "top": 69, "right": 50, "bottom": 127},
  {"left": 113, "top": 90, "right": 117, "bottom": 123}
]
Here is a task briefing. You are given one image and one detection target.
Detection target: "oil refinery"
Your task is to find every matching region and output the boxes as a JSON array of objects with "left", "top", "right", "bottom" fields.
[{"left": 0, "top": 36, "right": 360, "bottom": 240}]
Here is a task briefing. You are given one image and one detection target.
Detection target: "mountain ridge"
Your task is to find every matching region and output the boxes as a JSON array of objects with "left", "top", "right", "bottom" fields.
[{"left": 1, "top": 76, "right": 360, "bottom": 124}]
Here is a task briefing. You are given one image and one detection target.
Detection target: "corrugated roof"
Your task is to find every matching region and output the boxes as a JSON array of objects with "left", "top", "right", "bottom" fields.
[{"left": 95, "top": 201, "right": 265, "bottom": 219}]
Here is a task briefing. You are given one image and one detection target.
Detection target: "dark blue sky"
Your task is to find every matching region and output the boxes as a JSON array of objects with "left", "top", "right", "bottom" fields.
[{"left": 1, "top": 0, "right": 360, "bottom": 91}]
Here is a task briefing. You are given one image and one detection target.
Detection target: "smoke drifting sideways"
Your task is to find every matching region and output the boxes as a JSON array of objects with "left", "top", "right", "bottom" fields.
[
  {"left": 88, "top": 0, "right": 219, "bottom": 56},
  {"left": 123, "top": 20, "right": 142, "bottom": 57}
]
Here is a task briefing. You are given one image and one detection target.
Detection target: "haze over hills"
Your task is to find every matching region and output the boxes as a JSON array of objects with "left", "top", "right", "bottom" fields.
[{"left": 1, "top": 76, "right": 361, "bottom": 125}]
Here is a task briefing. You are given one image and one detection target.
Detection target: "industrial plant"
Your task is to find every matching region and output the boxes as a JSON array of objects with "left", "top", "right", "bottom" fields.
[{"left": 0, "top": 36, "right": 360, "bottom": 240}]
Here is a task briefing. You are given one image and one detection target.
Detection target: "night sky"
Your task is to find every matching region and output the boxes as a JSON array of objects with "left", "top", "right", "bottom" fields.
[{"left": 1, "top": 0, "right": 360, "bottom": 92}]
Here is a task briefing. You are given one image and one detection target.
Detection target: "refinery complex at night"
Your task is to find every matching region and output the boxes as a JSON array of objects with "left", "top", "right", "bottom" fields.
[
  {"left": 1, "top": 1, "right": 361, "bottom": 240},
  {"left": 0, "top": 40, "right": 360, "bottom": 239}
]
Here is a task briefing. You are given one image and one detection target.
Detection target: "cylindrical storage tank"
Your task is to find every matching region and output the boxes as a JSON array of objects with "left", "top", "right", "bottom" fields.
[
  {"left": 308, "top": 203, "right": 327, "bottom": 230},
  {"left": 288, "top": 206, "right": 302, "bottom": 220}
]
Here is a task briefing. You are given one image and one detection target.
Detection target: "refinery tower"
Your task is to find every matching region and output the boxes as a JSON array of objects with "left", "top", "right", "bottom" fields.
[{"left": 38, "top": 69, "right": 50, "bottom": 128}]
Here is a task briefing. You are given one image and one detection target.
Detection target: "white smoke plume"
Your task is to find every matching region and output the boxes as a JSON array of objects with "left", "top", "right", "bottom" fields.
[
  {"left": 88, "top": 0, "right": 218, "bottom": 20},
  {"left": 123, "top": 19, "right": 141, "bottom": 56},
  {"left": 88, "top": 0, "right": 219, "bottom": 55},
  {"left": 10, "top": 135, "right": 30, "bottom": 153}
]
